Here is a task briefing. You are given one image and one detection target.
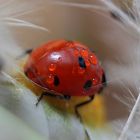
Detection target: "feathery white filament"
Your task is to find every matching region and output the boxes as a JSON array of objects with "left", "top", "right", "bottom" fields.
[{"left": 118, "top": 90, "right": 140, "bottom": 140}]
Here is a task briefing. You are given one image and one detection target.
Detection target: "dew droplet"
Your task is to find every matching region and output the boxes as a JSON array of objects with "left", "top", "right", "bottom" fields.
[
  {"left": 78, "top": 67, "right": 85, "bottom": 74},
  {"left": 89, "top": 55, "right": 98, "bottom": 65},
  {"left": 74, "top": 49, "right": 79, "bottom": 56},
  {"left": 46, "top": 74, "right": 54, "bottom": 84},
  {"left": 69, "top": 43, "right": 73, "bottom": 48},
  {"left": 85, "top": 59, "right": 90, "bottom": 67},
  {"left": 66, "top": 41, "right": 73, "bottom": 48},
  {"left": 93, "top": 77, "right": 98, "bottom": 85},
  {"left": 80, "top": 49, "right": 88, "bottom": 57},
  {"left": 49, "top": 63, "right": 56, "bottom": 72}
]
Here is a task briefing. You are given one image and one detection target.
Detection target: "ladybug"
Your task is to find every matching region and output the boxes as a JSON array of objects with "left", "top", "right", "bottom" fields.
[{"left": 24, "top": 40, "right": 106, "bottom": 115}]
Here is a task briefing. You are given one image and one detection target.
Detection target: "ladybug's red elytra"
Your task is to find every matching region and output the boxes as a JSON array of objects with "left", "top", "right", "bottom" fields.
[{"left": 24, "top": 40, "right": 106, "bottom": 107}]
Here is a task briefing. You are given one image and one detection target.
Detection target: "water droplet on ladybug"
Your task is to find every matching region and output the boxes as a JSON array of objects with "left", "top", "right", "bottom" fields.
[
  {"left": 85, "top": 59, "right": 90, "bottom": 67},
  {"left": 93, "top": 77, "right": 98, "bottom": 85},
  {"left": 80, "top": 49, "right": 88, "bottom": 57},
  {"left": 49, "top": 63, "right": 56, "bottom": 72},
  {"left": 74, "top": 49, "right": 79, "bottom": 56},
  {"left": 46, "top": 74, "right": 54, "bottom": 84},
  {"left": 78, "top": 67, "right": 85, "bottom": 74},
  {"left": 66, "top": 41, "right": 73, "bottom": 48},
  {"left": 89, "top": 55, "right": 98, "bottom": 65}
]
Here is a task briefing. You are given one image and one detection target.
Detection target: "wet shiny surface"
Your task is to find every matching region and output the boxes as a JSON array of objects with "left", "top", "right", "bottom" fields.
[{"left": 24, "top": 40, "right": 105, "bottom": 96}]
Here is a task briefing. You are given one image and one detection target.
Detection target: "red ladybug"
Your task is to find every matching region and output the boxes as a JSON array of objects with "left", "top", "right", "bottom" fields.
[{"left": 24, "top": 40, "right": 106, "bottom": 108}]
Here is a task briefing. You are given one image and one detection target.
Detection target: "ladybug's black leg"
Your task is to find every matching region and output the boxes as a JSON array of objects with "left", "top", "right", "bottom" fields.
[
  {"left": 75, "top": 95, "right": 94, "bottom": 122},
  {"left": 36, "top": 92, "right": 71, "bottom": 106},
  {"left": 75, "top": 95, "right": 94, "bottom": 140},
  {"left": 16, "top": 48, "right": 33, "bottom": 59},
  {"left": 98, "top": 72, "right": 107, "bottom": 94}
]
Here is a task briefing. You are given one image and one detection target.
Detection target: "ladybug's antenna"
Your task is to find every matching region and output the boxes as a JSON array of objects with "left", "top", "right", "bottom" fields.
[{"left": 16, "top": 48, "right": 33, "bottom": 59}]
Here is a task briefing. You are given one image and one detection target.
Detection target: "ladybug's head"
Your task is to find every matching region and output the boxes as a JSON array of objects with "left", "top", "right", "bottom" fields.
[{"left": 24, "top": 40, "right": 106, "bottom": 96}]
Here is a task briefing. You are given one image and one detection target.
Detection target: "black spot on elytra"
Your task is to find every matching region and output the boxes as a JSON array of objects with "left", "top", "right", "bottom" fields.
[
  {"left": 78, "top": 56, "right": 86, "bottom": 68},
  {"left": 83, "top": 80, "right": 92, "bottom": 90},
  {"left": 54, "top": 75, "right": 60, "bottom": 86}
]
